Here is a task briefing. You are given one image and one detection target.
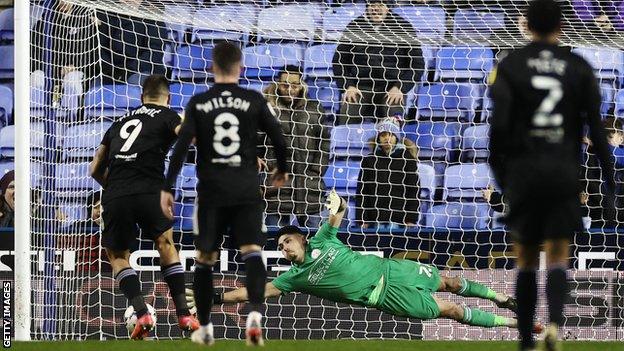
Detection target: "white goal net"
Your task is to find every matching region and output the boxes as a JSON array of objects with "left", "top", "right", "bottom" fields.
[{"left": 16, "top": 0, "right": 623, "bottom": 341}]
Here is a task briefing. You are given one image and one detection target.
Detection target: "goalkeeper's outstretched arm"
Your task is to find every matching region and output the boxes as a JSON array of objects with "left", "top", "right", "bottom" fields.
[{"left": 186, "top": 283, "right": 283, "bottom": 306}]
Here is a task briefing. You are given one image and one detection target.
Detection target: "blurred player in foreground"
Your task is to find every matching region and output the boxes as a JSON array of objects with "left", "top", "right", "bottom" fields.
[{"left": 187, "top": 191, "right": 544, "bottom": 336}]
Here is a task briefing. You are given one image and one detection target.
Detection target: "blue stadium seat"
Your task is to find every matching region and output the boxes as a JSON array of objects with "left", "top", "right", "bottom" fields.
[
  {"left": 481, "top": 88, "right": 492, "bottom": 122},
  {"left": 601, "top": 82, "right": 616, "bottom": 115},
  {"left": 323, "top": 159, "right": 361, "bottom": 197},
  {"left": 193, "top": 5, "right": 257, "bottom": 42},
  {"left": 0, "top": 45, "right": 14, "bottom": 79},
  {"left": 416, "top": 83, "right": 480, "bottom": 122},
  {"left": 29, "top": 85, "right": 46, "bottom": 119},
  {"left": 173, "top": 201, "right": 195, "bottom": 232},
  {"left": 176, "top": 163, "right": 198, "bottom": 200},
  {"left": 257, "top": 5, "right": 316, "bottom": 42},
  {"left": 435, "top": 46, "right": 494, "bottom": 81},
  {"left": 443, "top": 163, "right": 493, "bottom": 201},
  {"left": 425, "top": 202, "right": 491, "bottom": 230},
  {"left": 55, "top": 163, "right": 101, "bottom": 198},
  {"left": 170, "top": 83, "right": 210, "bottom": 112},
  {"left": 330, "top": 123, "right": 377, "bottom": 158},
  {"left": 0, "top": 8, "right": 14, "bottom": 42},
  {"left": 572, "top": 47, "right": 624, "bottom": 82},
  {"left": 322, "top": 3, "right": 365, "bottom": 41},
  {"left": 461, "top": 124, "right": 489, "bottom": 161},
  {"left": 57, "top": 70, "right": 84, "bottom": 121},
  {"left": 404, "top": 121, "right": 461, "bottom": 161},
  {"left": 0, "top": 85, "right": 12, "bottom": 126},
  {"left": 243, "top": 44, "right": 305, "bottom": 81},
  {"left": 307, "top": 81, "right": 340, "bottom": 113},
  {"left": 615, "top": 89, "right": 624, "bottom": 118},
  {"left": 453, "top": 9, "right": 505, "bottom": 40},
  {"left": 62, "top": 122, "right": 112, "bottom": 160},
  {"left": 240, "top": 80, "right": 266, "bottom": 94},
  {"left": 172, "top": 44, "right": 213, "bottom": 80},
  {"left": 84, "top": 84, "right": 142, "bottom": 118},
  {"left": 0, "top": 123, "right": 45, "bottom": 158},
  {"left": 0, "top": 160, "right": 12, "bottom": 178},
  {"left": 417, "top": 163, "right": 435, "bottom": 218},
  {"left": 164, "top": 5, "right": 193, "bottom": 43},
  {"left": 304, "top": 44, "right": 337, "bottom": 79},
  {"left": 392, "top": 6, "right": 446, "bottom": 40}
]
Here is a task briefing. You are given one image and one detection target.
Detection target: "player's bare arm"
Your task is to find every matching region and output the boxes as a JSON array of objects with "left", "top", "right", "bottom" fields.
[{"left": 89, "top": 144, "right": 109, "bottom": 187}]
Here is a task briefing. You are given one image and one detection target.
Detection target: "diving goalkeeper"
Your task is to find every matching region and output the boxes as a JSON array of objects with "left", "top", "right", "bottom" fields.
[{"left": 188, "top": 191, "right": 542, "bottom": 332}]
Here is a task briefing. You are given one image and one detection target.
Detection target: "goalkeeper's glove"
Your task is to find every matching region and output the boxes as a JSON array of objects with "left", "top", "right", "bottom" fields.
[
  {"left": 324, "top": 189, "right": 346, "bottom": 215},
  {"left": 185, "top": 288, "right": 223, "bottom": 308}
]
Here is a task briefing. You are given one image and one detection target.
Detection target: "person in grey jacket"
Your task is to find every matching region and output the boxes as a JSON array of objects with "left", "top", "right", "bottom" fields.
[
  {"left": 332, "top": 0, "right": 424, "bottom": 125},
  {"left": 261, "top": 66, "right": 330, "bottom": 229}
]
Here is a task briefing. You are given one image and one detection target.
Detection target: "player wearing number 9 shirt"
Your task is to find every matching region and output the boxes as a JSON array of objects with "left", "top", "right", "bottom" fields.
[
  {"left": 160, "top": 42, "right": 289, "bottom": 346},
  {"left": 90, "top": 75, "right": 200, "bottom": 340},
  {"left": 489, "top": 1, "right": 615, "bottom": 349}
]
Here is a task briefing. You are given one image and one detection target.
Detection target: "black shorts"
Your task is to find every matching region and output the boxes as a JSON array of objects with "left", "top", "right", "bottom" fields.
[
  {"left": 504, "top": 163, "right": 581, "bottom": 245},
  {"left": 101, "top": 193, "right": 172, "bottom": 251},
  {"left": 193, "top": 197, "right": 264, "bottom": 253}
]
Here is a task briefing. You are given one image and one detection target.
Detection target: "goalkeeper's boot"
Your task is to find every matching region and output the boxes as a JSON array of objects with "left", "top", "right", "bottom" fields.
[
  {"left": 191, "top": 323, "right": 215, "bottom": 346},
  {"left": 245, "top": 311, "right": 264, "bottom": 347},
  {"left": 178, "top": 314, "right": 200, "bottom": 332},
  {"left": 496, "top": 296, "right": 518, "bottom": 313},
  {"left": 539, "top": 324, "right": 562, "bottom": 351},
  {"left": 131, "top": 314, "right": 155, "bottom": 340}
]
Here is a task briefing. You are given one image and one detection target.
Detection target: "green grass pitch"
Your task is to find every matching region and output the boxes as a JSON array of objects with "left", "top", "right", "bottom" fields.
[{"left": 10, "top": 340, "right": 623, "bottom": 351}]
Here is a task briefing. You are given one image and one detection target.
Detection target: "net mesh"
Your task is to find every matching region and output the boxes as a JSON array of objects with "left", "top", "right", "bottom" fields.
[{"left": 18, "top": 0, "right": 624, "bottom": 341}]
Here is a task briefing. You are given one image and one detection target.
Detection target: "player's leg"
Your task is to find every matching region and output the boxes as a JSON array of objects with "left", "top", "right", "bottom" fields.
[
  {"left": 101, "top": 198, "right": 153, "bottom": 339},
  {"left": 542, "top": 238, "right": 569, "bottom": 351},
  {"left": 233, "top": 203, "right": 266, "bottom": 346},
  {"left": 189, "top": 200, "right": 224, "bottom": 345},
  {"left": 437, "top": 276, "right": 516, "bottom": 312},
  {"left": 136, "top": 193, "right": 198, "bottom": 330},
  {"left": 515, "top": 241, "right": 540, "bottom": 351},
  {"left": 433, "top": 296, "right": 514, "bottom": 328}
]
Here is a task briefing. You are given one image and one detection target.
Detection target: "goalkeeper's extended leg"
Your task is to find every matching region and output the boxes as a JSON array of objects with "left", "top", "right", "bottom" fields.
[
  {"left": 107, "top": 248, "right": 153, "bottom": 340},
  {"left": 240, "top": 245, "right": 267, "bottom": 347},
  {"left": 438, "top": 276, "right": 517, "bottom": 312},
  {"left": 155, "top": 229, "right": 199, "bottom": 332},
  {"left": 434, "top": 297, "right": 542, "bottom": 333},
  {"left": 190, "top": 251, "right": 217, "bottom": 346}
]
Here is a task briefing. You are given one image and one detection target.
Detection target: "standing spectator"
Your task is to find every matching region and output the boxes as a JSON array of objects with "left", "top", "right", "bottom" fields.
[
  {"left": 262, "top": 66, "right": 330, "bottom": 229},
  {"left": 572, "top": 0, "right": 624, "bottom": 31},
  {"left": 357, "top": 117, "right": 420, "bottom": 229},
  {"left": 332, "top": 0, "right": 424, "bottom": 125},
  {"left": 30, "top": 0, "right": 99, "bottom": 109},
  {"left": 96, "top": 1, "right": 167, "bottom": 84},
  {"left": 0, "top": 171, "right": 14, "bottom": 228}
]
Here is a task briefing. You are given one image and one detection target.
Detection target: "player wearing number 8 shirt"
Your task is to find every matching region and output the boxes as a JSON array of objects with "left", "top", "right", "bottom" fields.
[
  {"left": 161, "top": 42, "right": 289, "bottom": 346},
  {"left": 89, "top": 75, "right": 200, "bottom": 340},
  {"left": 489, "top": 1, "right": 615, "bottom": 350}
]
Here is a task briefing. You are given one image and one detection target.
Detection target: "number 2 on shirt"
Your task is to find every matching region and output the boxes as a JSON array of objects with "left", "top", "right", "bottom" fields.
[{"left": 531, "top": 76, "right": 563, "bottom": 128}]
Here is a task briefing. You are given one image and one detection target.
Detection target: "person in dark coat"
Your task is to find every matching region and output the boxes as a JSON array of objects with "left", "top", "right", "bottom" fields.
[
  {"left": 96, "top": 2, "right": 167, "bottom": 84},
  {"left": 0, "top": 171, "right": 14, "bottom": 228},
  {"left": 261, "top": 66, "right": 330, "bottom": 229},
  {"left": 332, "top": 0, "right": 424, "bottom": 125},
  {"left": 356, "top": 117, "right": 420, "bottom": 229}
]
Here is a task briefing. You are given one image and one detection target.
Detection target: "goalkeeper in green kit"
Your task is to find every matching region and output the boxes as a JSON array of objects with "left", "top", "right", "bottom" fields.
[{"left": 188, "top": 191, "right": 543, "bottom": 333}]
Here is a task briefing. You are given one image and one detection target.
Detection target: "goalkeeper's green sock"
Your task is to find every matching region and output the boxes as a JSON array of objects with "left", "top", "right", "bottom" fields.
[
  {"left": 458, "top": 278, "right": 504, "bottom": 302},
  {"left": 461, "top": 307, "right": 510, "bottom": 328}
]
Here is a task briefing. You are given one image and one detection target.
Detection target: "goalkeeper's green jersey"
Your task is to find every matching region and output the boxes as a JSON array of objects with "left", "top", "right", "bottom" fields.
[{"left": 272, "top": 223, "right": 389, "bottom": 307}]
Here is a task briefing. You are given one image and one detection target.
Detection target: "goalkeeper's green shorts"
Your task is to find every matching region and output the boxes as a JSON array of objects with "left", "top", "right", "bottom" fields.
[{"left": 377, "top": 259, "right": 441, "bottom": 320}]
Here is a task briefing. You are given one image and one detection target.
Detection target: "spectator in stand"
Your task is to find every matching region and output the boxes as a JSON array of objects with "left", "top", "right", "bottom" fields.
[
  {"left": 572, "top": 0, "right": 624, "bottom": 31},
  {"left": 0, "top": 171, "right": 14, "bottom": 228},
  {"left": 357, "top": 117, "right": 420, "bottom": 229},
  {"left": 30, "top": 0, "right": 99, "bottom": 106},
  {"left": 582, "top": 116, "right": 624, "bottom": 226},
  {"left": 332, "top": 0, "right": 424, "bottom": 125},
  {"left": 96, "top": 0, "right": 167, "bottom": 84},
  {"left": 261, "top": 66, "right": 330, "bottom": 229}
]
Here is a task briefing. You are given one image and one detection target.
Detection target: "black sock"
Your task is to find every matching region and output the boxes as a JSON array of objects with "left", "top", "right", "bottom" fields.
[
  {"left": 193, "top": 262, "right": 214, "bottom": 326},
  {"left": 162, "top": 262, "right": 190, "bottom": 317},
  {"left": 516, "top": 269, "right": 537, "bottom": 350},
  {"left": 546, "top": 265, "right": 567, "bottom": 326},
  {"left": 116, "top": 267, "right": 147, "bottom": 317},
  {"left": 242, "top": 251, "right": 267, "bottom": 313}
]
